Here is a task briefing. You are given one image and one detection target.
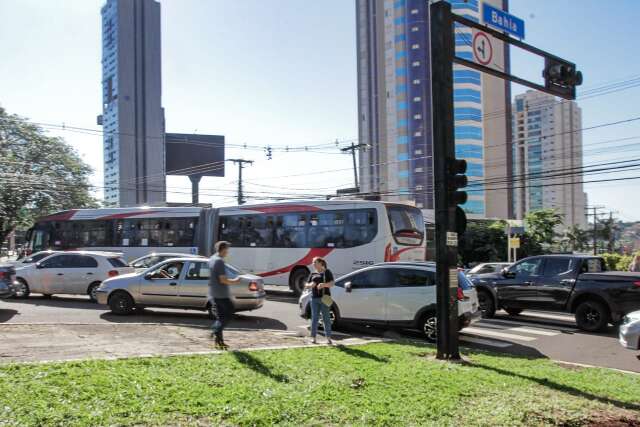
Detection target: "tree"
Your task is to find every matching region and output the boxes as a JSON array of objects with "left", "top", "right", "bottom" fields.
[
  {"left": 0, "top": 106, "right": 98, "bottom": 244},
  {"left": 564, "top": 225, "right": 589, "bottom": 253},
  {"left": 524, "top": 209, "right": 564, "bottom": 252},
  {"left": 598, "top": 216, "right": 620, "bottom": 253},
  {"left": 458, "top": 220, "right": 508, "bottom": 265}
]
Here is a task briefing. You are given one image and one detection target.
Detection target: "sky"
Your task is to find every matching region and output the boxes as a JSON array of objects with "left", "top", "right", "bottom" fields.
[{"left": 0, "top": 0, "right": 639, "bottom": 221}]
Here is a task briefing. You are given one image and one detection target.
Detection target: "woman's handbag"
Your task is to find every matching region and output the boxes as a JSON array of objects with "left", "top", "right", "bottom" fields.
[
  {"left": 321, "top": 294, "right": 333, "bottom": 307},
  {"left": 320, "top": 271, "right": 333, "bottom": 307}
]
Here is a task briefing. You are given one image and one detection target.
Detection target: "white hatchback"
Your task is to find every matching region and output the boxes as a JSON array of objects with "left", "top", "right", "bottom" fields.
[
  {"left": 299, "top": 262, "right": 480, "bottom": 341},
  {"left": 13, "top": 251, "right": 134, "bottom": 301}
]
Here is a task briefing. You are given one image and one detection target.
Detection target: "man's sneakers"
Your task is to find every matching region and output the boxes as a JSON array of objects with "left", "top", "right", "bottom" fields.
[{"left": 212, "top": 333, "right": 229, "bottom": 350}]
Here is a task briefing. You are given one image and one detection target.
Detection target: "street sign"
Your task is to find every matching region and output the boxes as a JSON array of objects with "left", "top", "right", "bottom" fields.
[
  {"left": 446, "top": 231, "right": 458, "bottom": 247},
  {"left": 509, "top": 237, "right": 521, "bottom": 249},
  {"left": 482, "top": 3, "right": 525, "bottom": 39},
  {"left": 510, "top": 226, "right": 525, "bottom": 235},
  {"left": 472, "top": 32, "right": 493, "bottom": 65}
]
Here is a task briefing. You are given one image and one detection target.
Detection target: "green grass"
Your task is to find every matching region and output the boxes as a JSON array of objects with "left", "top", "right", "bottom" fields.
[{"left": 0, "top": 342, "right": 639, "bottom": 426}]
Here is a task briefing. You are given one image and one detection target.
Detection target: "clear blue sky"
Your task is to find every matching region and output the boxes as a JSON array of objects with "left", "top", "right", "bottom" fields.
[{"left": 0, "top": 0, "right": 639, "bottom": 220}]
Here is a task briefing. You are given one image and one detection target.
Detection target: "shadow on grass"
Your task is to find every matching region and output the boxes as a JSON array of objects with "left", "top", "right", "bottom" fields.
[
  {"left": 231, "top": 351, "right": 290, "bottom": 383},
  {"left": 469, "top": 361, "right": 640, "bottom": 412},
  {"left": 335, "top": 344, "right": 389, "bottom": 363}
]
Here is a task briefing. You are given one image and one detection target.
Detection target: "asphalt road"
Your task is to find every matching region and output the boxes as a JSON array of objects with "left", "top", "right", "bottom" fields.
[{"left": 1, "top": 287, "right": 638, "bottom": 373}]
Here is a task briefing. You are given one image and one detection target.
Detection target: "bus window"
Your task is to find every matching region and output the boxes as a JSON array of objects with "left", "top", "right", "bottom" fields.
[
  {"left": 344, "top": 210, "right": 377, "bottom": 247},
  {"left": 387, "top": 205, "right": 425, "bottom": 246},
  {"left": 308, "top": 212, "right": 345, "bottom": 248},
  {"left": 275, "top": 214, "right": 306, "bottom": 248},
  {"left": 244, "top": 215, "right": 273, "bottom": 247}
]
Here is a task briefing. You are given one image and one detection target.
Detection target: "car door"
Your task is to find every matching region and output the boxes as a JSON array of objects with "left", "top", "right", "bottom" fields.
[
  {"left": 138, "top": 260, "right": 185, "bottom": 306},
  {"left": 335, "top": 268, "right": 391, "bottom": 322},
  {"left": 497, "top": 257, "right": 543, "bottom": 308},
  {"left": 66, "top": 255, "right": 100, "bottom": 294},
  {"left": 34, "top": 254, "right": 68, "bottom": 294},
  {"left": 178, "top": 261, "right": 210, "bottom": 308},
  {"left": 385, "top": 268, "right": 435, "bottom": 323},
  {"left": 535, "top": 257, "right": 576, "bottom": 310}
]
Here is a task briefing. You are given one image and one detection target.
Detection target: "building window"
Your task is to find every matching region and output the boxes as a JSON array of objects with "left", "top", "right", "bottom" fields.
[
  {"left": 411, "top": 9, "right": 418, "bottom": 14},
  {"left": 415, "top": 167, "right": 423, "bottom": 172},
  {"left": 415, "top": 149, "right": 423, "bottom": 155},
  {"left": 412, "top": 61, "right": 420, "bottom": 67},
  {"left": 413, "top": 96, "right": 421, "bottom": 102},
  {"left": 413, "top": 79, "right": 420, "bottom": 85},
  {"left": 414, "top": 114, "right": 422, "bottom": 119},
  {"left": 411, "top": 26, "right": 419, "bottom": 32},
  {"left": 411, "top": 43, "right": 420, "bottom": 49},
  {"left": 414, "top": 131, "right": 422, "bottom": 137}
]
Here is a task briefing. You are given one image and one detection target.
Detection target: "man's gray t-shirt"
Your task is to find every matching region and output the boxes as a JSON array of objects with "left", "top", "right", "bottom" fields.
[{"left": 208, "top": 255, "right": 230, "bottom": 299}]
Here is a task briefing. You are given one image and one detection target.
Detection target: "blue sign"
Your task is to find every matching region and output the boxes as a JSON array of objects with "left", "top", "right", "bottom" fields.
[{"left": 482, "top": 3, "right": 525, "bottom": 39}]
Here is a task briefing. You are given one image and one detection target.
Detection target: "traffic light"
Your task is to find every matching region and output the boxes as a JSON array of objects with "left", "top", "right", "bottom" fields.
[
  {"left": 543, "top": 58, "right": 583, "bottom": 98},
  {"left": 448, "top": 158, "right": 468, "bottom": 235}
]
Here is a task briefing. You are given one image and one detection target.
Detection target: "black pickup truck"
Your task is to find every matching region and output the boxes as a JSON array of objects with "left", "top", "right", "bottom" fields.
[{"left": 469, "top": 254, "right": 640, "bottom": 331}]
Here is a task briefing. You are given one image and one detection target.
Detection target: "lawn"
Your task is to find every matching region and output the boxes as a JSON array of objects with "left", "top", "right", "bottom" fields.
[{"left": 0, "top": 342, "right": 639, "bottom": 426}]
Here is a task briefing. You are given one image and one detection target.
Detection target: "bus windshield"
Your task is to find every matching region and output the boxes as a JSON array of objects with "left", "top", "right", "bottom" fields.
[{"left": 387, "top": 205, "right": 425, "bottom": 246}]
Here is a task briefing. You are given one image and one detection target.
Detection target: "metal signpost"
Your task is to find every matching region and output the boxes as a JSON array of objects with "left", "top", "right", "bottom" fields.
[{"left": 430, "top": 1, "right": 582, "bottom": 360}]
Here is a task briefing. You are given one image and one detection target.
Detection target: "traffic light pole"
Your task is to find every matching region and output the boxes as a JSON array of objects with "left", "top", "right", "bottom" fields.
[{"left": 430, "top": 2, "right": 460, "bottom": 360}]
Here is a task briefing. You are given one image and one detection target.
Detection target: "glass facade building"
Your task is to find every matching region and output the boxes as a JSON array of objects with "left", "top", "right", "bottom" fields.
[
  {"left": 357, "top": 0, "right": 512, "bottom": 219},
  {"left": 99, "top": 0, "right": 165, "bottom": 207}
]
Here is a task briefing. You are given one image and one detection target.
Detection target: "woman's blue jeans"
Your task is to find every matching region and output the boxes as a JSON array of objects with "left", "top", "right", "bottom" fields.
[{"left": 310, "top": 297, "right": 332, "bottom": 338}]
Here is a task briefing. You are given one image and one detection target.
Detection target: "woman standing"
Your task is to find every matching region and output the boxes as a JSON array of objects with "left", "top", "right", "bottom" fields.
[{"left": 306, "top": 257, "right": 335, "bottom": 344}]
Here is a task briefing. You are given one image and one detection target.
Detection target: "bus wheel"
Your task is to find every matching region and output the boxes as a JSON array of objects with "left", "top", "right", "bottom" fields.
[{"left": 290, "top": 268, "right": 309, "bottom": 297}]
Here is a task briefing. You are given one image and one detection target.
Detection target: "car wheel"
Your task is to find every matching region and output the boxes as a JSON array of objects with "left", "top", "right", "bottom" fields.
[
  {"left": 477, "top": 290, "right": 496, "bottom": 318},
  {"left": 41, "top": 294, "right": 52, "bottom": 299},
  {"left": 290, "top": 268, "right": 309, "bottom": 297},
  {"left": 87, "top": 282, "right": 101, "bottom": 303},
  {"left": 419, "top": 312, "right": 437, "bottom": 343},
  {"left": 505, "top": 308, "right": 523, "bottom": 316},
  {"left": 575, "top": 300, "right": 609, "bottom": 332},
  {"left": 13, "top": 278, "right": 30, "bottom": 299},
  {"left": 108, "top": 292, "right": 135, "bottom": 315}
]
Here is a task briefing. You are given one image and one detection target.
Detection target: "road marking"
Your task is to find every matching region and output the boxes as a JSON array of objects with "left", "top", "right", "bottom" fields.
[
  {"left": 459, "top": 336, "right": 512, "bottom": 348},
  {"left": 481, "top": 318, "right": 579, "bottom": 332},
  {"left": 507, "top": 326, "right": 560, "bottom": 336},
  {"left": 462, "top": 327, "right": 537, "bottom": 341},
  {"left": 517, "top": 311, "right": 575, "bottom": 322}
]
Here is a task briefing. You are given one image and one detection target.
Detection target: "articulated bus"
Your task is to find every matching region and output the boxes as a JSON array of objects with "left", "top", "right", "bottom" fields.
[{"left": 24, "top": 200, "right": 425, "bottom": 294}]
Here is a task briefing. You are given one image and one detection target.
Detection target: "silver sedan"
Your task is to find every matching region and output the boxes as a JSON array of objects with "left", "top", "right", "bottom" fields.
[
  {"left": 96, "top": 257, "right": 266, "bottom": 316},
  {"left": 619, "top": 310, "right": 640, "bottom": 351}
]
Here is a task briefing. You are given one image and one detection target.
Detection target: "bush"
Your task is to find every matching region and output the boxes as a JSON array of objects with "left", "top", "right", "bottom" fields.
[{"left": 600, "top": 253, "right": 633, "bottom": 271}]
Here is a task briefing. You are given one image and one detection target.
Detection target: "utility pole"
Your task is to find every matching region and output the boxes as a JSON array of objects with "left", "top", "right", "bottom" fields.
[
  {"left": 341, "top": 142, "right": 368, "bottom": 190},
  {"left": 428, "top": 1, "right": 581, "bottom": 361},
  {"left": 227, "top": 159, "right": 253, "bottom": 205},
  {"left": 587, "top": 206, "right": 605, "bottom": 255}
]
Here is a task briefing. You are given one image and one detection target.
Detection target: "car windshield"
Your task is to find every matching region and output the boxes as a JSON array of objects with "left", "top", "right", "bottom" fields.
[
  {"left": 386, "top": 205, "right": 425, "bottom": 246},
  {"left": 133, "top": 255, "right": 164, "bottom": 269},
  {"left": 22, "top": 252, "right": 52, "bottom": 264},
  {"left": 225, "top": 263, "right": 242, "bottom": 278}
]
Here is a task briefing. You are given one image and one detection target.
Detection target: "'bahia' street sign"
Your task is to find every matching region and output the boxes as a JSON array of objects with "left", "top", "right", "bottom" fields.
[{"left": 482, "top": 3, "right": 525, "bottom": 39}]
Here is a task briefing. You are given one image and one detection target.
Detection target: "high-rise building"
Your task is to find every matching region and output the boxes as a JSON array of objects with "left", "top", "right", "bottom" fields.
[
  {"left": 356, "top": 0, "right": 512, "bottom": 219},
  {"left": 100, "top": 0, "right": 165, "bottom": 207},
  {"left": 512, "top": 90, "right": 587, "bottom": 229}
]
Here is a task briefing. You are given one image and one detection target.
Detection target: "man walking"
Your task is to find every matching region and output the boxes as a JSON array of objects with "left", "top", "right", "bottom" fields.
[{"left": 209, "top": 241, "right": 240, "bottom": 349}]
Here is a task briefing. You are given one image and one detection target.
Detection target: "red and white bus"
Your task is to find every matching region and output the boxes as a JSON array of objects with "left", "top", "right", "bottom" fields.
[{"left": 24, "top": 200, "right": 425, "bottom": 294}]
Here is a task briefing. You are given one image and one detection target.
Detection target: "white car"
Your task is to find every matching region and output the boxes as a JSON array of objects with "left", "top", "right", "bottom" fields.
[
  {"left": 299, "top": 262, "right": 480, "bottom": 341},
  {"left": 619, "top": 310, "right": 640, "bottom": 352},
  {"left": 13, "top": 251, "right": 134, "bottom": 301},
  {"left": 129, "top": 252, "right": 205, "bottom": 272}
]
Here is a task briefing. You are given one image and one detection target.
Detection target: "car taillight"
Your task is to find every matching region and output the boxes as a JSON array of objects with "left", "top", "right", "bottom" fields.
[
  {"left": 108, "top": 270, "right": 119, "bottom": 278},
  {"left": 0, "top": 272, "right": 5, "bottom": 280},
  {"left": 634, "top": 281, "right": 640, "bottom": 288},
  {"left": 457, "top": 287, "right": 464, "bottom": 301},
  {"left": 248, "top": 281, "right": 259, "bottom": 292}
]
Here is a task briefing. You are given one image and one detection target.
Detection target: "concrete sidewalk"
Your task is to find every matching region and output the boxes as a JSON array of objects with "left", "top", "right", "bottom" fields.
[{"left": 0, "top": 323, "right": 378, "bottom": 364}]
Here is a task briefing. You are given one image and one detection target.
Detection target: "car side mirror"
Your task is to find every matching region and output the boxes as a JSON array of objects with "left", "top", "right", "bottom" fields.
[
  {"left": 502, "top": 268, "right": 515, "bottom": 278},
  {"left": 345, "top": 281, "right": 352, "bottom": 293},
  {"left": 35, "top": 263, "right": 44, "bottom": 269},
  {"left": 144, "top": 273, "right": 154, "bottom": 280}
]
